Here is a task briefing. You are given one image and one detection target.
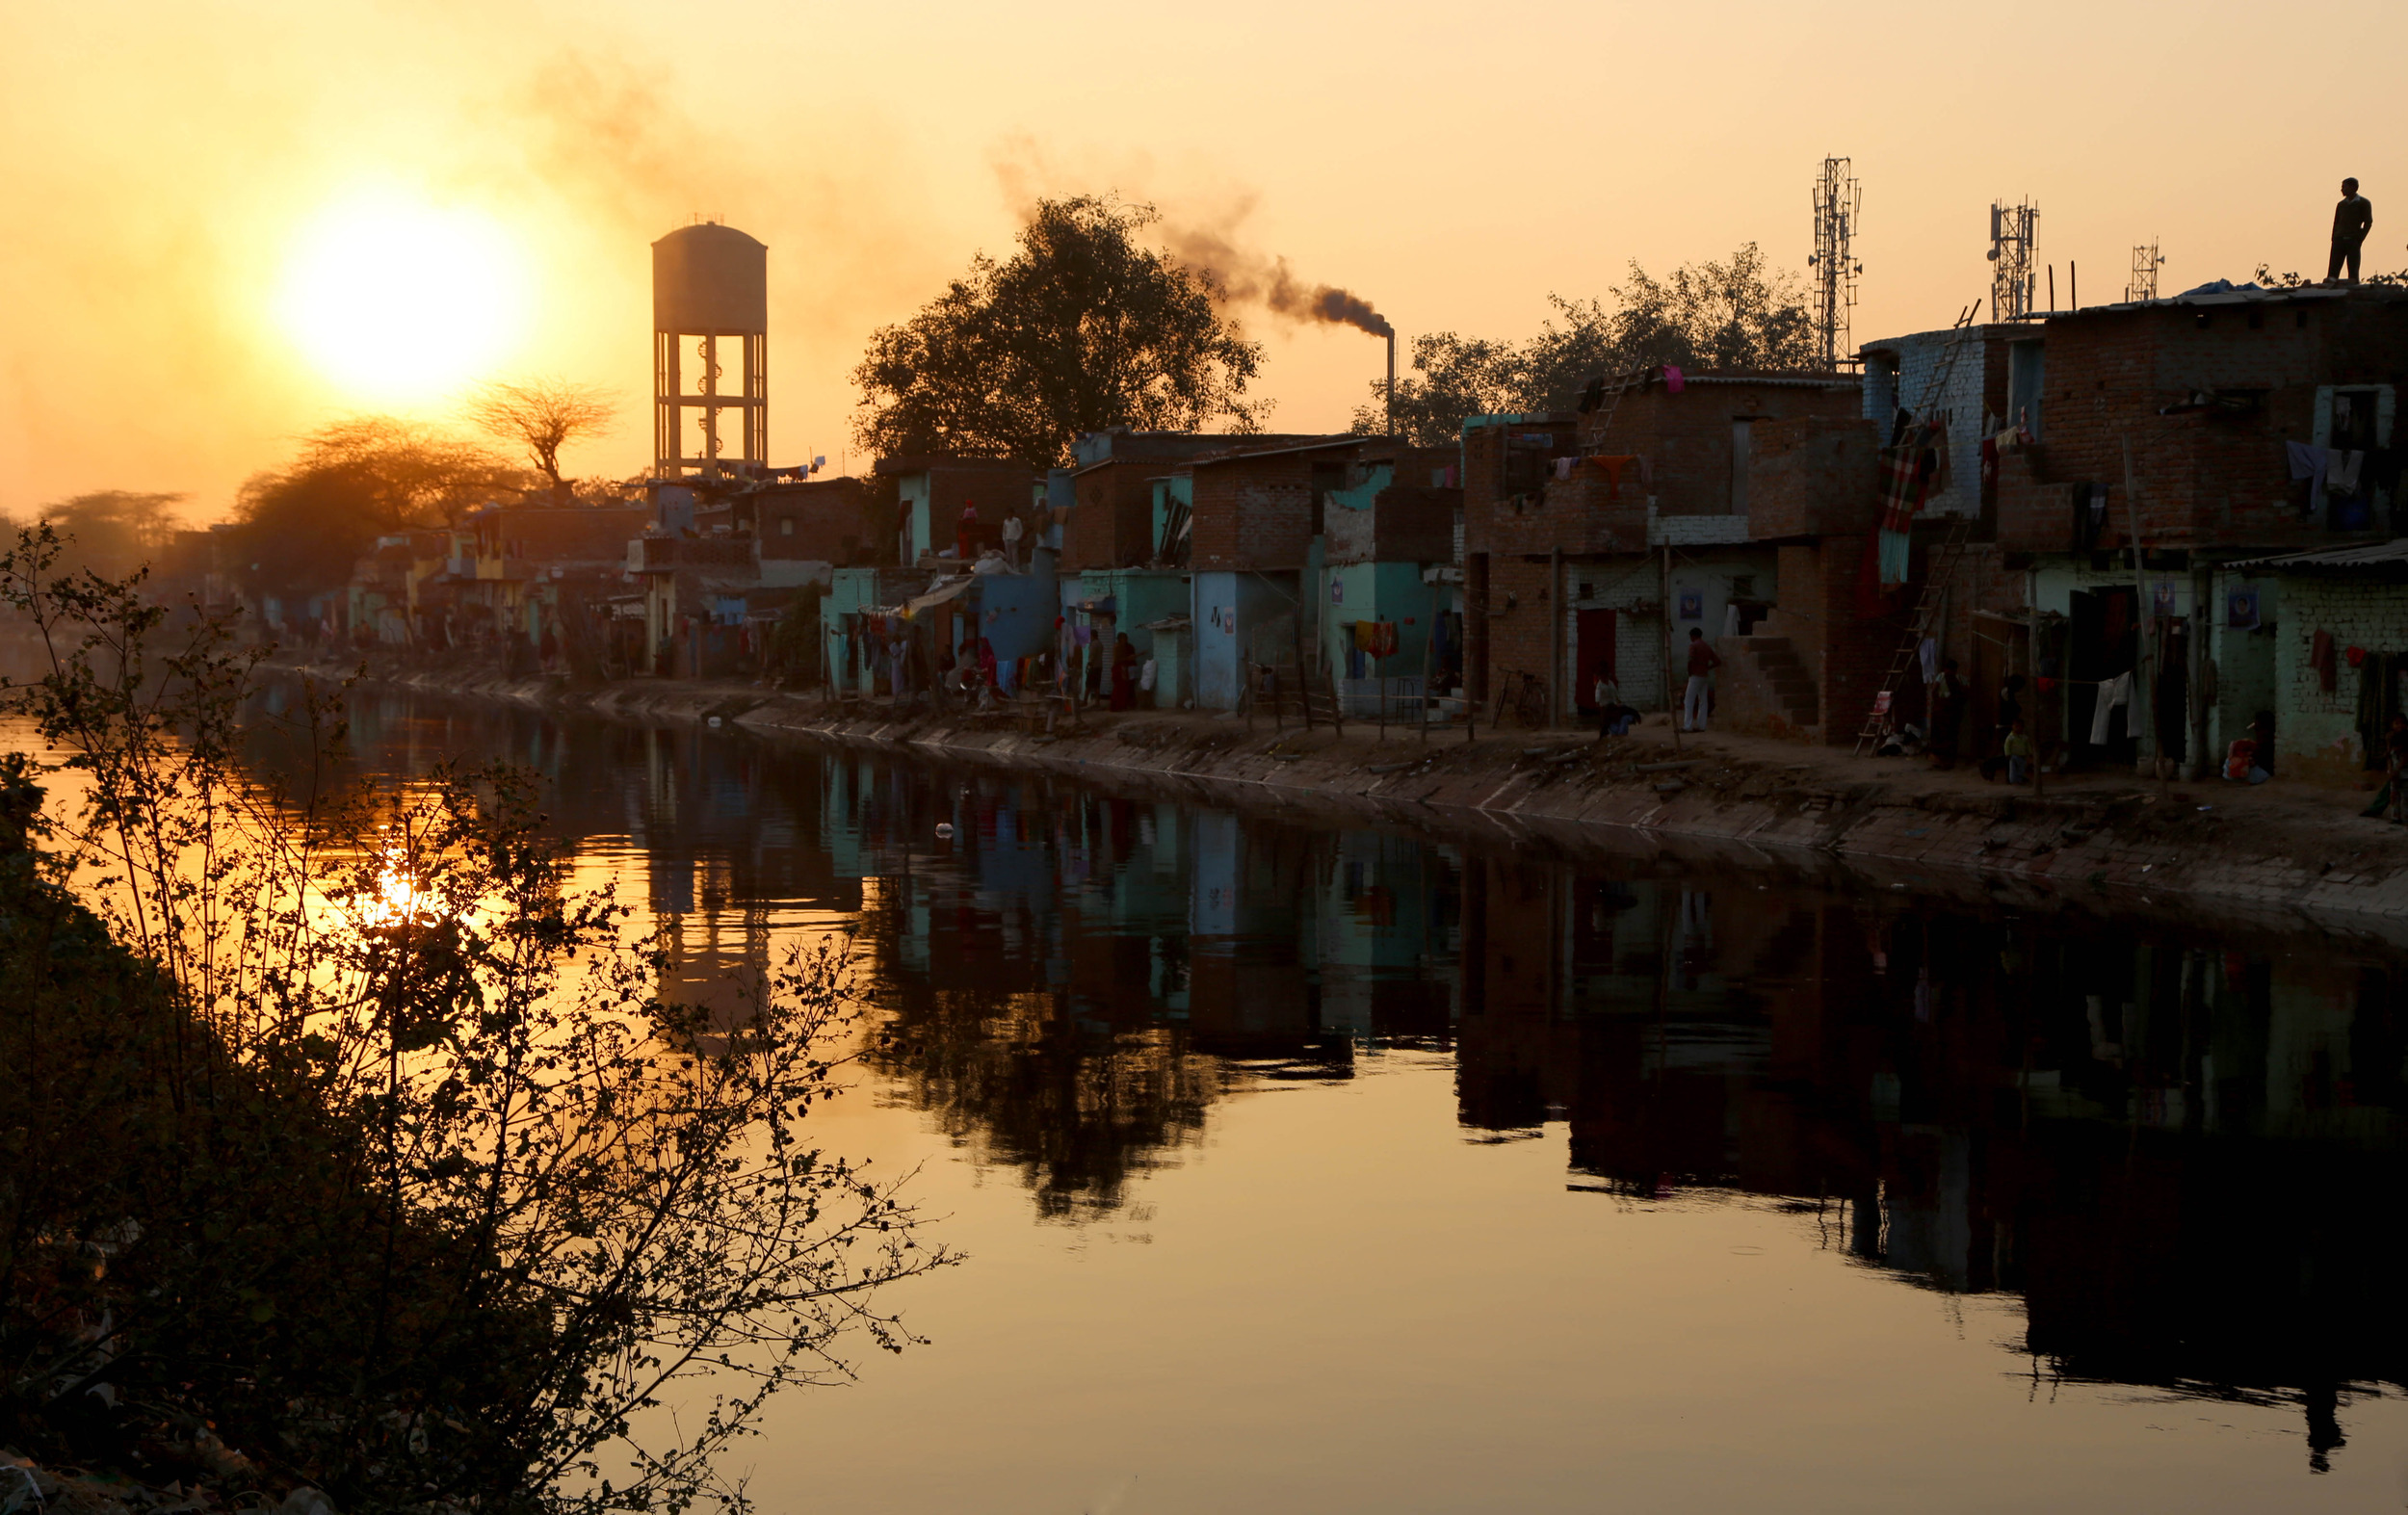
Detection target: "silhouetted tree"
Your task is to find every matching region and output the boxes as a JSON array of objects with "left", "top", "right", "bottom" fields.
[
  {"left": 854, "top": 196, "right": 1266, "bottom": 466},
  {"left": 464, "top": 379, "right": 618, "bottom": 503},
  {"left": 1, "top": 489, "right": 187, "bottom": 578},
  {"left": 231, "top": 419, "right": 518, "bottom": 599},
  {"left": 1355, "top": 244, "right": 1820, "bottom": 445}
]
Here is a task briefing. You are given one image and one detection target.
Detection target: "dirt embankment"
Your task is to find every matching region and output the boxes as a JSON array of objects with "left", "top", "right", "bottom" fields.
[{"left": 287, "top": 655, "right": 2408, "bottom": 947}]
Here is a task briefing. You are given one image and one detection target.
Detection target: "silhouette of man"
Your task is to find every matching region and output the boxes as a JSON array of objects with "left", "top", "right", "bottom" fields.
[{"left": 2330, "top": 177, "right": 2372, "bottom": 283}]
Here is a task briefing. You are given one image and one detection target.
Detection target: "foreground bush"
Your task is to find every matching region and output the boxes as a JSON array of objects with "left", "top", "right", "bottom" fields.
[{"left": 0, "top": 528, "right": 952, "bottom": 1512}]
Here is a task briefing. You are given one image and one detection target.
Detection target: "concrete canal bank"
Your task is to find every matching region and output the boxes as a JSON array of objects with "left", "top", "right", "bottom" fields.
[{"left": 293, "top": 657, "right": 2408, "bottom": 944}]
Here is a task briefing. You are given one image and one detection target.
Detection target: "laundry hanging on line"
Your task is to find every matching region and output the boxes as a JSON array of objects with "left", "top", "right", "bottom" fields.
[{"left": 2089, "top": 670, "right": 2133, "bottom": 746}]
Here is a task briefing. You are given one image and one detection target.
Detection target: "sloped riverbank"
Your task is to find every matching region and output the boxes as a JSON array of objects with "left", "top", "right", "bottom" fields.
[{"left": 295, "top": 657, "right": 2408, "bottom": 947}]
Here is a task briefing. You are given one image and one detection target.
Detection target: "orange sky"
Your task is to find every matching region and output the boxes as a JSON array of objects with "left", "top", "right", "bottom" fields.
[{"left": 4, "top": 0, "right": 2402, "bottom": 525}]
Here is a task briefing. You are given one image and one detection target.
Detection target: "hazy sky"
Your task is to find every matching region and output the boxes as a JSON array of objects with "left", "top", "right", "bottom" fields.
[{"left": 4, "top": 0, "right": 2401, "bottom": 524}]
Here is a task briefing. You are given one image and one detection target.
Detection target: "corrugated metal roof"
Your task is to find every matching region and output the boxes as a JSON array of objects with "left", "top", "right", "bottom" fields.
[
  {"left": 1185, "top": 434, "right": 1364, "bottom": 467},
  {"left": 2226, "top": 537, "right": 2408, "bottom": 573}
]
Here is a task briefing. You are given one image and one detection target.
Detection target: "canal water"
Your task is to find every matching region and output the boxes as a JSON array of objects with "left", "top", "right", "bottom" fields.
[{"left": 298, "top": 684, "right": 2408, "bottom": 1512}]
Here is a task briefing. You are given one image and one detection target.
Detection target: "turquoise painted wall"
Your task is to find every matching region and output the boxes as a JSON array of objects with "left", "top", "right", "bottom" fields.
[{"left": 1320, "top": 561, "right": 1440, "bottom": 680}]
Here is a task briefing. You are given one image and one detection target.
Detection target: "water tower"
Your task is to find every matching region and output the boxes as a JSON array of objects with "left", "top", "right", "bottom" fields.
[{"left": 653, "top": 221, "right": 767, "bottom": 477}]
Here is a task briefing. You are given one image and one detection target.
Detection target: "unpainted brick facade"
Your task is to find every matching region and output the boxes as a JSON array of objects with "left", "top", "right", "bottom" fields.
[
  {"left": 754, "top": 478, "right": 877, "bottom": 565},
  {"left": 1068, "top": 457, "right": 1164, "bottom": 570},
  {"left": 1187, "top": 441, "right": 1361, "bottom": 572},
  {"left": 1994, "top": 293, "right": 2408, "bottom": 557}
]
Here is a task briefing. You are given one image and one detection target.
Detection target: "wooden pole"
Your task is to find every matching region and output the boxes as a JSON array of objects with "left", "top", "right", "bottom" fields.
[
  {"left": 2121, "top": 434, "right": 2159, "bottom": 782},
  {"left": 1662, "top": 544, "right": 1683, "bottom": 752},
  {"left": 2027, "top": 565, "right": 2045, "bottom": 797},
  {"left": 1420, "top": 618, "right": 1432, "bottom": 744},
  {"left": 1549, "top": 546, "right": 1563, "bottom": 727}
]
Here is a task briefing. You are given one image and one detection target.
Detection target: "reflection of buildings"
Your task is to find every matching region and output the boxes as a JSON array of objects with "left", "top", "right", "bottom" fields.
[
  {"left": 311, "top": 680, "right": 2408, "bottom": 1471},
  {"left": 1450, "top": 870, "right": 2408, "bottom": 1469}
]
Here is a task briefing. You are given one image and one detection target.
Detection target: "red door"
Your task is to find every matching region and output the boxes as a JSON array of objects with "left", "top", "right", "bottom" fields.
[{"left": 1574, "top": 610, "right": 1616, "bottom": 711}]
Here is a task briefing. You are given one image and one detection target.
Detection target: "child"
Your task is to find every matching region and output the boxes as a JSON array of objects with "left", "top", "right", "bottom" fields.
[{"left": 2002, "top": 719, "right": 2032, "bottom": 785}]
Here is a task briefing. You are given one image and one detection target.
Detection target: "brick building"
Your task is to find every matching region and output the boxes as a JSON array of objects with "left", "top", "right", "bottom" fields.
[
  {"left": 1982, "top": 286, "right": 2408, "bottom": 780},
  {"left": 1065, "top": 430, "right": 1324, "bottom": 571},
  {"left": 1460, "top": 370, "right": 1860, "bottom": 729},
  {"left": 875, "top": 456, "right": 1039, "bottom": 564},
  {"left": 751, "top": 476, "right": 880, "bottom": 572},
  {"left": 1183, "top": 436, "right": 1364, "bottom": 709}
]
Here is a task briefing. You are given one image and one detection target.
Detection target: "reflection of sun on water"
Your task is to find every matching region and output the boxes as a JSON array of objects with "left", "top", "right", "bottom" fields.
[{"left": 276, "top": 188, "right": 529, "bottom": 402}]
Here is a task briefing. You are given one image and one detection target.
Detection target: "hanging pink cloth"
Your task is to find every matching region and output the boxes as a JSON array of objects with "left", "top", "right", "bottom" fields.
[{"left": 1662, "top": 365, "right": 1686, "bottom": 393}]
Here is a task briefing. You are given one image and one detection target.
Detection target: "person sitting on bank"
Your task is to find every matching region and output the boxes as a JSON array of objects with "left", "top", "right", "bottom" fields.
[
  {"left": 1594, "top": 674, "right": 1637, "bottom": 740},
  {"left": 1682, "top": 628, "right": 1720, "bottom": 732}
]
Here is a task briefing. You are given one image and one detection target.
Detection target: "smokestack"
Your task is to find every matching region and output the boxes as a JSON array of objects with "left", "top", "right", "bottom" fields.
[{"left": 1386, "top": 329, "right": 1397, "bottom": 439}]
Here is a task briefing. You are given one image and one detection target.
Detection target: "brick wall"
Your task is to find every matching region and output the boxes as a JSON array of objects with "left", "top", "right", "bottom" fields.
[
  {"left": 758, "top": 478, "right": 875, "bottom": 563},
  {"left": 1859, "top": 329, "right": 2008, "bottom": 520},
  {"left": 1749, "top": 416, "right": 1880, "bottom": 539},
  {"left": 1995, "top": 295, "right": 2408, "bottom": 556},
  {"left": 1484, "top": 555, "right": 1558, "bottom": 707},
  {"left": 1325, "top": 483, "right": 1460, "bottom": 565},
  {"left": 2273, "top": 575, "right": 2408, "bottom": 785},
  {"left": 1461, "top": 421, "right": 1580, "bottom": 558},
  {"left": 1588, "top": 379, "right": 1861, "bottom": 518},
  {"left": 1478, "top": 467, "right": 1651, "bottom": 557},
  {"left": 1068, "top": 457, "right": 1158, "bottom": 569},
  {"left": 1189, "top": 446, "right": 1357, "bottom": 570},
  {"left": 496, "top": 507, "right": 649, "bottom": 565},
  {"left": 922, "top": 461, "right": 1037, "bottom": 549}
]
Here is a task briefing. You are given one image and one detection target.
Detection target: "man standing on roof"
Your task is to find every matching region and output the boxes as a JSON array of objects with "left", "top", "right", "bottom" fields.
[{"left": 2330, "top": 178, "right": 2373, "bottom": 284}]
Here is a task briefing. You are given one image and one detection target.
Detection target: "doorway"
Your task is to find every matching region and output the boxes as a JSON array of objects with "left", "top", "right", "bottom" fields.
[{"left": 1574, "top": 609, "right": 1617, "bottom": 711}]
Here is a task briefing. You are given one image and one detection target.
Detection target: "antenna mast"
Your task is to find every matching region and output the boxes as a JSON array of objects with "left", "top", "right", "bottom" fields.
[
  {"left": 1809, "top": 157, "right": 1861, "bottom": 369},
  {"left": 1987, "top": 198, "right": 2038, "bottom": 321},
  {"left": 2127, "top": 240, "right": 2163, "bottom": 302}
]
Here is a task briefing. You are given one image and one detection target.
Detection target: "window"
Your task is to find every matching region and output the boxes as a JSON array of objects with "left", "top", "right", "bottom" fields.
[
  {"left": 2313, "top": 384, "right": 2395, "bottom": 529},
  {"left": 2007, "top": 340, "right": 2045, "bottom": 439},
  {"left": 779, "top": 516, "right": 795, "bottom": 536}
]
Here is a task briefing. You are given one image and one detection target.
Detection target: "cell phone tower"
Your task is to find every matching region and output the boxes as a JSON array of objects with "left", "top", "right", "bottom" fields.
[
  {"left": 2127, "top": 241, "right": 2164, "bottom": 302},
  {"left": 1809, "top": 157, "right": 1861, "bottom": 370},
  {"left": 1986, "top": 198, "right": 2038, "bottom": 320}
]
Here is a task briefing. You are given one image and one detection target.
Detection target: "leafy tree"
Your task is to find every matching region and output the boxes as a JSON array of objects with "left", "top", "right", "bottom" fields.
[
  {"left": 464, "top": 379, "right": 618, "bottom": 504},
  {"left": 854, "top": 196, "right": 1266, "bottom": 466},
  {"left": 1354, "top": 244, "right": 1819, "bottom": 445},
  {"left": 232, "top": 419, "right": 519, "bottom": 600},
  {"left": 0, "top": 489, "right": 188, "bottom": 578}
]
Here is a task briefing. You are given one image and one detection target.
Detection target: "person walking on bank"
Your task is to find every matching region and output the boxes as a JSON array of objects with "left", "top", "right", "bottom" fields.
[
  {"left": 1002, "top": 508, "right": 1025, "bottom": 570},
  {"left": 1683, "top": 628, "right": 1720, "bottom": 733},
  {"left": 2331, "top": 178, "right": 2373, "bottom": 284}
]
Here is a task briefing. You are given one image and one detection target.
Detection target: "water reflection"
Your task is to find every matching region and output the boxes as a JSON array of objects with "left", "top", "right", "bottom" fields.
[{"left": 298, "top": 682, "right": 2408, "bottom": 1481}]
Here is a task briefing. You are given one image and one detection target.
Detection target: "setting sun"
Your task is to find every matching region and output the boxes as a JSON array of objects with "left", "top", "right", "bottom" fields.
[{"left": 276, "top": 191, "right": 528, "bottom": 403}]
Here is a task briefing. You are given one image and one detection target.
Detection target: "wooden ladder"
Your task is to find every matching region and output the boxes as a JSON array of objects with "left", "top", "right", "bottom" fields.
[
  {"left": 1848, "top": 312, "right": 1986, "bottom": 757},
  {"left": 1577, "top": 366, "right": 1660, "bottom": 451},
  {"left": 1852, "top": 509, "right": 1982, "bottom": 754}
]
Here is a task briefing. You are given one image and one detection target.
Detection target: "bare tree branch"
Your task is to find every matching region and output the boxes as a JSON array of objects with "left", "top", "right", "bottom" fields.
[{"left": 465, "top": 379, "right": 619, "bottom": 503}]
